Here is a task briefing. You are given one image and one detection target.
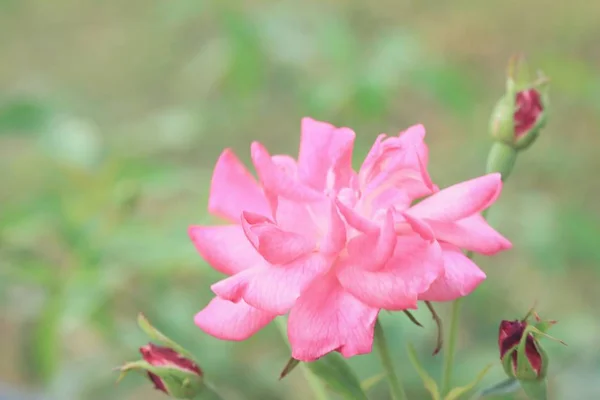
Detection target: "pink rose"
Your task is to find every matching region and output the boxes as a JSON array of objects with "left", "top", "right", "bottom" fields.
[{"left": 190, "top": 118, "right": 511, "bottom": 361}]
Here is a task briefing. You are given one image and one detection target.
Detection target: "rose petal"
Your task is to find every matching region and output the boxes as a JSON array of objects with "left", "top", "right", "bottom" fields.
[
  {"left": 241, "top": 212, "right": 315, "bottom": 264},
  {"left": 407, "top": 173, "right": 502, "bottom": 222},
  {"left": 337, "top": 235, "right": 442, "bottom": 310},
  {"left": 297, "top": 117, "right": 356, "bottom": 191},
  {"left": 418, "top": 244, "right": 486, "bottom": 302},
  {"left": 320, "top": 201, "right": 347, "bottom": 254},
  {"left": 427, "top": 214, "right": 512, "bottom": 255},
  {"left": 208, "top": 149, "right": 271, "bottom": 222},
  {"left": 211, "top": 252, "right": 331, "bottom": 315},
  {"left": 194, "top": 297, "right": 275, "bottom": 341},
  {"left": 287, "top": 273, "right": 378, "bottom": 361},
  {"left": 188, "top": 225, "right": 263, "bottom": 275},
  {"left": 251, "top": 141, "right": 324, "bottom": 202}
]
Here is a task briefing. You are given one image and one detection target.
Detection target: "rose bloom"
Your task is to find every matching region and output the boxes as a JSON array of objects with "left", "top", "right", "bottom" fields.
[{"left": 190, "top": 118, "right": 511, "bottom": 362}]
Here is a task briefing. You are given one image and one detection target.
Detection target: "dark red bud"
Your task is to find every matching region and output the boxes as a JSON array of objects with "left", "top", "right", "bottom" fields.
[
  {"left": 498, "top": 320, "right": 543, "bottom": 376},
  {"left": 140, "top": 343, "right": 202, "bottom": 393},
  {"left": 514, "top": 89, "right": 543, "bottom": 138}
]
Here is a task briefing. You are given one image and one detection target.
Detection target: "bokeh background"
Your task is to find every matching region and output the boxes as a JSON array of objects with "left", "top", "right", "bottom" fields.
[{"left": 1, "top": 1, "right": 599, "bottom": 399}]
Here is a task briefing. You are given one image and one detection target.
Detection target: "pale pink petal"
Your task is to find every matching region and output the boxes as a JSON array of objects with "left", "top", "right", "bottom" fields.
[
  {"left": 211, "top": 253, "right": 331, "bottom": 315},
  {"left": 273, "top": 197, "right": 321, "bottom": 239},
  {"left": 320, "top": 201, "right": 347, "bottom": 255},
  {"left": 401, "top": 212, "right": 435, "bottom": 241},
  {"left": 407, "top": 173, "right": 502, "bottom": 222},
  {"left": 336, "top": 198, "right": 379, "bottom": 234},
  {"left": 337, "top": 235, "right": 442, "bottom": 310},
  {"left": 241, "top": 212, "right": 315, "bottom": 264},
  {"left": 346, "top": 210, "right": 397, "bottom": 271},
  {"left": 194, "top": 297, "right": 275, "bottom": 341},
  {"left": 418, "top": 244, "right": 486, "bottom": 302},
  {"left": 397, "top": 124, "right": 428, "bottom": 165},
  {"left": 288, "top": 273, "right": 378, "bottom": 362},
  {"left": 188, "top": 225, "right": 263, "bottom": 275},
  {"left": 427, "top": 214, "right": 512, "bottom": 255},
  {"left": 251, "top": 141, "right": 324, "bottom": 202},
  {"left": 208, "top": 149, "right": 271, "bottom": 222},
  {"left": 297, "top": 117, "right": 356, "bottom": 191}
]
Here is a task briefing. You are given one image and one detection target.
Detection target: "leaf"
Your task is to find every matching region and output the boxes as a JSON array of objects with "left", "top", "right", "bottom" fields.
[
  {"left": 444, "top": 364, "right": 493, "bottom": 400},
  {"left": 407, "top": 343, "right": 441, "bottom": 400},
  {"left": 361, "top": 372, "right": 386, "bottom": 391},
  {"left": 137, "top": 313, "right": 195, "bottom": 360},
  {"left": 478, "top": 378, "right": 520, "bottom": 398},
  {"left": 0, "top": 98, "right": 51, "bottom": 134},
  {"left": 306, "top": 352, "right": 368, "bottom": 400}
]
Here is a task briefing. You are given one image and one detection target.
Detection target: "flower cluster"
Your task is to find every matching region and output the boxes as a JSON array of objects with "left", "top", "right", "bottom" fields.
[{"left": 190, "top": 118, "right": 511, "bottom": 362}]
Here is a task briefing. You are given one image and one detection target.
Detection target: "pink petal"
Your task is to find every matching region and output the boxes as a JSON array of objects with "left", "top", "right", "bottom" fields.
[
  {"left": 346, "top": 210, "right": 397, "bottom": 271},
  {"left": 418, "top": 244, "right": 486, "bottom": 302},
  {"left": 297, "top": 117, "right": 356, "bottom": 191},
  {"left": 320, "top": 201, "right": 347, "bottom": 255},
  {"left": 241, "top": 212, "right": 315, "bottom": 264},
  {"left": 251, "top": 141, "right": 324, "bottom": 202},
  {"left": 188, "top": 225, "right": 263, "bottom": 275},
  {"left": 337, "top": 235, "right": 442, "bottom": 310},
  {"left": 211, "top": 253, "right": 331, "bottom": 315},
  {"left": 273, "top": 197, "right": 321, "bottom": 239},
  {"left": 427, "top": 214, "right": 512, "bottom": 255},
  {"left": 336, "top": 198, "right": 379, "bottom": 234},
  {"left": 407, "top": 173, "right": 502, "bottom": 222},
  {"left": 288, "top": 273, "right": 378, "bottom": 361},
  {"left": 208, "top": 149, "right": 271, "bottom": 222},
  {"left": 194, "top": 297, "right": 275, "bottom": 341}
]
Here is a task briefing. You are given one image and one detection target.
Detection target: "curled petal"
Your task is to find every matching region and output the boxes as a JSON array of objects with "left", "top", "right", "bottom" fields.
[
  {"left": 336, "top": 198, "right": 379, "bottom": 234},
  {"left": 407, "top": 173, "right": 502, "bottom": 222},
  {"left": 288, "top": 274, "right": 379, "bottom": 362},
  {"left": 194, "top": 297, "right": 275, "bottom": 341},
  {"left": 346, "top": 210, "right": 397, "bottom": 271},
  {"left": 208, "top": 149, "right": 272, "bottom": 222},
  {"left": 338, "top": 235, "right": 442, "bottom": 310},
  {"left": 251, "top": 141, "right": 324, "bottom": 202},
  {"left": 427, "top": 214, "right": 512, "bottom": 255},
  {"left": 297, "top": 117, "right": 356, "bottom": 191},
  {"left": 241, "top": 212, "right": 315, "bottom": 264},
  {"left": 418, "top": 244, "right": 486, "bottom": 302},
  {"left": 188, "top": 225, "right": 263, "bottom": 275},
  {"left": 212, "top": 253, "right": 331, "bottom": 315}
]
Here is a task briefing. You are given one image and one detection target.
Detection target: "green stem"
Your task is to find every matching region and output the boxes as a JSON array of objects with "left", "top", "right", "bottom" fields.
[
  {"left": 274, "top": 318, "right": 330, "bottom": 400},
  {"left": 441, "top": 208, "right": 491, "bottom": 395},
  {"left": 374, "top": 319, "right": 408, "bottom": 400}
]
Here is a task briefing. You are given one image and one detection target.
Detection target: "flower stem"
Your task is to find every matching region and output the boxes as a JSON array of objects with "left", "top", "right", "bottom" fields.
[
  {"left": 274, "top": 318, "right": 330, "bottom": 400},
  {"left": 374, "top": 318, "right": 408, "bottom": 400},
  {"left": 441, "top": 209, "right": 491, "bottom": 395}
]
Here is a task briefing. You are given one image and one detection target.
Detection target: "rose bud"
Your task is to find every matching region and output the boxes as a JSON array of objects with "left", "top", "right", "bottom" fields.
[
  {"left": 498, "top": 310, "right": 565, "bottom": 400},
  {"left": 116, "top": 314, "right": 208, "bottom": 399},
  {"left": 499, "top": 320, "right": 548, "bottom": 381},
  {"left": 487, "top": 55, "right": 549, "bottom": 180}
]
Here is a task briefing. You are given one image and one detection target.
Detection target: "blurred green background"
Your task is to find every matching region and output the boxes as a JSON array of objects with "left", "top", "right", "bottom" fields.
[{"left": 1, "top": 1, "right": 599, "bottom": 399}]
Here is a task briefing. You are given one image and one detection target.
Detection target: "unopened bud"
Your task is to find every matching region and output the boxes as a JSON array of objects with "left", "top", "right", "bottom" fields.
[{"left": 488, "top": 55, "right": 549, "bottom": 179}]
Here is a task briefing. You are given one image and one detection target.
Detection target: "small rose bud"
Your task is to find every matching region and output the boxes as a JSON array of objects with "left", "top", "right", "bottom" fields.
[
  {"left": 116, "top": 314, "right": 207, "bottom": 399},
  {"left": 499, "top": 320, "right": 547, "bottom": 381},
  {"left": 487, "top": 55, "right": 549, "bottom": 180},
  {"left": 118, "top": 343, "right": 204, "bottom": 399}
]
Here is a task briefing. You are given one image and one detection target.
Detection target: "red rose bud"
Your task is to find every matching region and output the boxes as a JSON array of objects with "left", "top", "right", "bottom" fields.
[
  {"left": 117, "top": 314, "right": 206, "bottom": 399},
  {"left": 140, "top": 343, "right": 203, "bottom": 396},
  {"left": 487, "top": 55, "right": 549, "bottom": 180},
  {"left": 499, "top": 320, "right": 547, "bottom": 381}
]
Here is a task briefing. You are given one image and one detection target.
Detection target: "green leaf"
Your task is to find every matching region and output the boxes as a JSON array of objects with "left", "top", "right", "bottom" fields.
[
  {"left": 407, "top": 343, "right": 440, "bottom": 400},
  {"left": 360, "top": 372, "right": 386, "bottom": 391},
  {"left": 478, "top": 378, "right": 520, "bottom": 398},
  {"left": 306, "top": 352, "right": 368, "bottom": 400},
  {"left": 444, "top": 364, "right": 493, "bottom": 400},
  {"left": 0, "top": 98, "right": 51, "bottom": 134},
  {"left": 137, "top": 313, "right": 195, "bottom": 360}
]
